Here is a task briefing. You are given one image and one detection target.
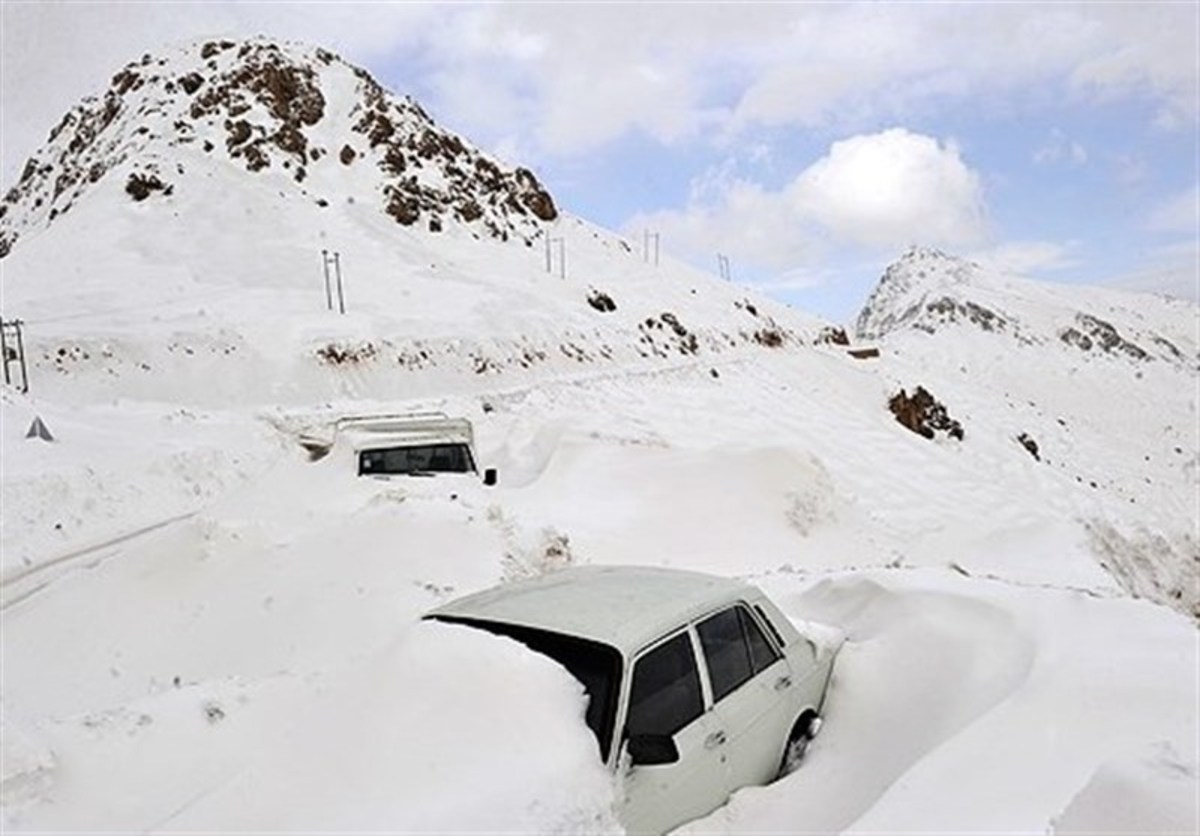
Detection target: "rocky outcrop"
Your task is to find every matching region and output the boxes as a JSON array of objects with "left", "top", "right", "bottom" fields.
[
  {"left": 0, "top": 37, "right": 559, "bottom": 258},
  {"left": 888, "top": 386, "right": 964, "bottom": 441}
]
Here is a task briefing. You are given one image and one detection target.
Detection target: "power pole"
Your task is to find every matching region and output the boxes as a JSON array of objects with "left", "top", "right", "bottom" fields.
[
  {"left": 643, "top": 231, "right": 660, "bottom": 266},
  {"left": 717, "top": 253, "right": 732, "bottom": 281},
  {"left": 545, "top": 237, "right": 566, "bottom": 279},
  {"left": 322, "top": 250, "right": 346, "bottom": 313},
  {"left": 0, "top": 318, "right": 29, "bottom": 393}
]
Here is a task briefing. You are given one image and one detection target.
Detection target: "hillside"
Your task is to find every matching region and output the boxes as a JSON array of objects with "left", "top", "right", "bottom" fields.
[
  {"left": 0, "top": 37, "right": 825, "bottom": 409},
  {"left": 2, "top": 37, "right": 1197, "bottom": 836}
]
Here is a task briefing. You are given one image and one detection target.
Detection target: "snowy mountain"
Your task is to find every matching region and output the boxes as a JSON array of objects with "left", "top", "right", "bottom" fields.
[
  {"left": 856, "top": 246, "right": 1196, "bottom": 373},
  {"left": 0, "top": 37, "right": 556, "bottom": 258},
  {"left": 2, "top": 37, "right": 1197, "bottom": 836}
]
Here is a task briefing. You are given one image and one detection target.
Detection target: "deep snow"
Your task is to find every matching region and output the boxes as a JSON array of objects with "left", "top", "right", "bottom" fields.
[{"left": 2, "top": 36, "right": 1197, "bottom": 836}]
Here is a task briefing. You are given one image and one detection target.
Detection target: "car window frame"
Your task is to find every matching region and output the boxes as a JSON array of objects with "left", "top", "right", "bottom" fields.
[
  {"left": 618, "top": 626, "right": 710, "bottom": 752},
  {"left": 614, "top": 597, "right": 794, "bottom": 764},
  {"left": 694, "top": 601, "right": 786, "bottom": 705}
]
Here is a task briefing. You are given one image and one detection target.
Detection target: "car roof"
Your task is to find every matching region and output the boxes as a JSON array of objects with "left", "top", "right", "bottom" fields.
[{"left": 426, "top": 565, "right": 758, "bottom": 656}]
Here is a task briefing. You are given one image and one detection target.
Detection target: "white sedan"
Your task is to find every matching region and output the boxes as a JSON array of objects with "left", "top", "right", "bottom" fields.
[{"left": 426, "top": 565, "right": 841, "bottom": 835}]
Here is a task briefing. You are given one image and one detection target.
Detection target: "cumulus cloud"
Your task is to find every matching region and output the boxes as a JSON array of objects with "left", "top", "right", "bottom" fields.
[
  {"left": 788, "top": 129, "right": 988, "bottom": 250},
  {"left": 628, "top": 128, "right": 989, "bottom": 276}
]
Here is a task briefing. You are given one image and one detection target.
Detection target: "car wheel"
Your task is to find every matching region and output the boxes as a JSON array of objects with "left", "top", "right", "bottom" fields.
[{"left": 778, "top": 712, "right": 819, "bottom": 778}]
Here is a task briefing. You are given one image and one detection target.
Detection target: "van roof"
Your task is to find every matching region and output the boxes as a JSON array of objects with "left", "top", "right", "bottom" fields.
[
  {"left": 342, "top": 415, "right": 474, "bottom": 451},
  {"left": 426, "top": 565, "right": 756, "bottom": 655}
]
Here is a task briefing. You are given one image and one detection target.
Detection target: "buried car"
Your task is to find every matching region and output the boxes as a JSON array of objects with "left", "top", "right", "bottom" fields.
[{"left": 425, "top": 566, "right": 841, "bottom": 834}]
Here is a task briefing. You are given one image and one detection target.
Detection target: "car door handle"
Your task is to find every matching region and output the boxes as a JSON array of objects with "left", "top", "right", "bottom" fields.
[
  {"left": 774, "top": 676, "right": 792, "bottom": 691},
  {"left": 704, "top": 731, "right": 727, "bottom": 749}
]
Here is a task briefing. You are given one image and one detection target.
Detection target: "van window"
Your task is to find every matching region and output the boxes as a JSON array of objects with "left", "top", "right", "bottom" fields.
[
  {"left": 626, "top": 632, "right": 703, "bottom": 738},
  {"left": 358, "top": 443, "right": 476, "bottom": 475}
]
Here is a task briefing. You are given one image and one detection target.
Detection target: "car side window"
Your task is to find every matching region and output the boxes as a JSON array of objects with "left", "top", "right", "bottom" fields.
[
  {"left": 626, "top": 632, "right": 703, "bottom": 738},
  {"left": 740, "top": 606, "right": 781, "bottom": 673},
  {"left": 697, "top": 607, "right": 754, "bottom": 702},
  {"left": 698, "top": 605, "right": 782, "bottom": 703}
]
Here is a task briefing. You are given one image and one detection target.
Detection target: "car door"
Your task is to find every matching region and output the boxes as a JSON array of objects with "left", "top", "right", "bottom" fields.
[
  {"left": 695, "top": 604, "right": 796, "bottom": 790},
  {"left": 618, "top": 629, "right": 730, "bottom": 836}
]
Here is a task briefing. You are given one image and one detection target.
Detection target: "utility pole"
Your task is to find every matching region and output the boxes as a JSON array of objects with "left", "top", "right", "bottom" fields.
[
  {"left": 717, "top": 253, "right": 732, "bottom": 281},
  {"left": 0, "top": 318, "right": 29, "bottom": 393},
  {"left": 545, "top": 236, "right": 566, "bottom": 279},
  {"left": 321, "top": 250, "right": 346, "bottom": 313},
  {"left": 643, "top": 230, "right": 660, "bottom": 266}
]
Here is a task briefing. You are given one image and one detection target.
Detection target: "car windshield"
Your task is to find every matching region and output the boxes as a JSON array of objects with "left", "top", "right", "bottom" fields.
[
  {"left": 358, "top": 443, "right": 476, "bottom": 476},
  {"left": 427, "top": 616, "right": 623, "bottom": 763}
]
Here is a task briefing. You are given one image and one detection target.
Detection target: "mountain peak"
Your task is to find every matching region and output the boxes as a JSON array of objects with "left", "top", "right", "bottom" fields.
[
  {"left": 854, "top": 246, "right": 982, "bottom": 339},
  {"left": 0, "top": 36, "right": 558, "bottom": 258}
]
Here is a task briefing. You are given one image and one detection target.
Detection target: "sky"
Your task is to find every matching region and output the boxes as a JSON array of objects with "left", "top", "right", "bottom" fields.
[{"left": 1, "top": 0, "right": 1197, "bottom": 322}]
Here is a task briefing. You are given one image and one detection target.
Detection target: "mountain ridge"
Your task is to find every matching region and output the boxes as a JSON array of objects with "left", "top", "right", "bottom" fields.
[{"left": 855, "top": 246, "right": 1197, "bottom": 373}]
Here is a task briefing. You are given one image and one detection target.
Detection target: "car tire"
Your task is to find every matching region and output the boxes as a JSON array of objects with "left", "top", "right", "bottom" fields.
[{"left": 778, "top": 712, "right": 819, "bottom": 778}]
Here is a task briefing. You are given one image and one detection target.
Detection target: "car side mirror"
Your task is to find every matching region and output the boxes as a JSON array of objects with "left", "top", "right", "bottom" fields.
[
  {"left": 482, "top": 468, "right": 497, "bottom": 487},
  {"left": 626, "top": 734, "right": 679, "bottom": 765}
]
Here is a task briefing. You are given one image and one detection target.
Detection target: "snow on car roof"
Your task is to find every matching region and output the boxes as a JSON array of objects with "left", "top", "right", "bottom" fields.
[{"left": 426, "top": 565, "right": 757, "bottom": 655}]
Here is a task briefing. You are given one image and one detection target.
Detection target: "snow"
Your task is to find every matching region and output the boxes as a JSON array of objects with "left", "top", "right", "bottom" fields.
[{"left": 2, "top": 37, "right": 1197, "bottom": 835}]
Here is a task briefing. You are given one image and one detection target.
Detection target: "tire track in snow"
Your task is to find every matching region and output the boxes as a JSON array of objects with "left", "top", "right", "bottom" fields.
[{"left": 0, "top": 512, "right": 195, "bottom": 611}]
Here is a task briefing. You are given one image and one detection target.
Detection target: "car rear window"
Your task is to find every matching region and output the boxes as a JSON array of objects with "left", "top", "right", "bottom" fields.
[{"left": 426, "top": 616, "right": 622, "bottom": 762}]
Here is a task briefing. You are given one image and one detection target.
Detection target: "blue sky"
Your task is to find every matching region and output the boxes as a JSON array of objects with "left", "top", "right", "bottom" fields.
[{"left": 2, "top": 1, "right": 1196, "bottom": 322}]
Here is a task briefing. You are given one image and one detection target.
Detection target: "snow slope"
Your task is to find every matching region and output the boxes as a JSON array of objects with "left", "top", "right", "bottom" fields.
[{"left": 2, "top": 37, "right": 1197, "bottom": 835}]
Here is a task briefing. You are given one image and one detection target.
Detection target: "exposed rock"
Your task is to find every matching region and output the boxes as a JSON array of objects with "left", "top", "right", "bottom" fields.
[
  {"left": 587, "top": 290, "right": 617, "bottom": 313},
  {"left": 1061, "top": 313, "right": 1149, "bottom": 361},
  {"left": 817, "top": 326, "right": 849, "bottom": 346},
  {"left": 125, "top": 172, "right": 172, "bottom": 201},
  {"left": 1017, "top": 432, "right": 1040, "bottom": 461},
  {"left": 888, "top": 386, "right": 964, "bottom": 441}
]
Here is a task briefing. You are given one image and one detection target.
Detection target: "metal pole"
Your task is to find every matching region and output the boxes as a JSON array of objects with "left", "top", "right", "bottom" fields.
[
  {"left": 654, "top": 233, "right": 660, "bottom": 266},
  {"left": 559, "top": 239, "right": 566, "bottom": 280},
  {"left": 0, "top": 319, "right": 10, "bottom": 386},
  {"left": 322, "top": 250, "right": 332, "bottom": 311},
  {"left": 14, "top": 320, "right": 28, "bottom": 394},
  {"left": 334, "top": 253, "right": 345, "bottom": 315},
  {"left": 545, "top": 236, "right": 552, "bottom": 273}
]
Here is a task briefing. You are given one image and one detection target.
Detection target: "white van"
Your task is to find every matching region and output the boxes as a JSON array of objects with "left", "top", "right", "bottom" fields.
[
  {"left": 426, "top": 565, "right": 841, "bottom": 835},
  {"left": 302, "top": 412, "right": 496, "bottom": 484}
]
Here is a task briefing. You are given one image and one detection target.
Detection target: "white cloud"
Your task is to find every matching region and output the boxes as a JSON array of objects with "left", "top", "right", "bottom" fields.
[
  {"left": 4, "top": 1, "right": 1196, "bottom": 184},
  {"left": 627, "top": 128, "right": 989, "bottom": 277},
  {"left": 969, "top": 241, "right": 1081, "bottom": 275},
  {"left": 1146, "top": 184, "right": 1199, "bottom": 235},
  {"left": 789, "top": 129, "right": 989, "bottom": 251},
  {"left": 1034, "top": 129, "right": 1088, "bottom": 166}
]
